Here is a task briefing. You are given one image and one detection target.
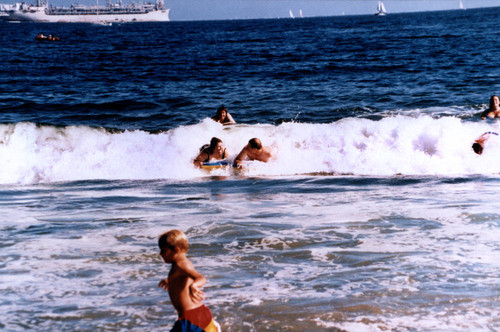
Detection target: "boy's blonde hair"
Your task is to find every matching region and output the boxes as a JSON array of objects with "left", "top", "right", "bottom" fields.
[{"left": 158, "top": 229, "right": 189, "bottom": 252}]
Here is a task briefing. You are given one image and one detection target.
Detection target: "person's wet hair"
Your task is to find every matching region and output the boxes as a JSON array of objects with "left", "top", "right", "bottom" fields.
[
  {"left": 210, "top": 137, "right": 222, "bottom": 150},
  {"left": 490, "top": 95, "right": 500, "bottom": 109},
  {"left": 216, "top": 105, "right": 226, "bottom": 117},
  {"left": 248, "top": 138, "right": 262, "bottom": 150},
  {"left": 472, "top": 142, "right": 483, "bottom": 155}
]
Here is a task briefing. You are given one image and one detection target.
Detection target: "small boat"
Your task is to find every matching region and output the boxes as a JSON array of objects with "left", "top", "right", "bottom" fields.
[
  {"left": 35, "top": 33, "right": 60, "bottom": 41},
  {"left": 289, "top": 9, "right": 294, "bottom": 19},
  {"left": 374, "top": 0, "right": 386, "bottom": 16},
  {"left": 459, "top": 0, "right": 466, "bottom": 10},
  {"left": 95, "top": 21, "right": 112, "bottom": 26}
]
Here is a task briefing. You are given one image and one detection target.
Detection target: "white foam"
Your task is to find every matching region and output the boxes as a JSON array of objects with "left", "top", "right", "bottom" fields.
[{"left": 1, "top": 116, "right": 499, "bottom": 184}]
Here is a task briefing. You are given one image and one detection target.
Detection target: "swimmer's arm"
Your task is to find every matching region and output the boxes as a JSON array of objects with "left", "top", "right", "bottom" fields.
[
  {"left": 226, "top": 113, "right": 236, "bottom": 124},
  {"left": 233, "top": 147, "right": 248, "bottom": 167},
  {"left": 177, "top": 259, "right": 206, "bottom": 302},
  {"left": 481, "top": 110, "right": 492, "bottom": 119},
  {"left": 193, "top": 151, "right": 209, "bottom": 167},
  {"left": 475, "top": 133, "right": 491, "bottom": 144}
]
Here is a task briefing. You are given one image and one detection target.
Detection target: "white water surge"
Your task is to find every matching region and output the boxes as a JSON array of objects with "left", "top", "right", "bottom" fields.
[{"left": 0, "top": 116, "right": 499, "bottom": 184}]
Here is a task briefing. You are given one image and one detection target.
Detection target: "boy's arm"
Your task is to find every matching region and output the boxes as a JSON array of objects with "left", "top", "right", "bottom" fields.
[{"left": 177, "top": 258, "right": 207, "bottom": 302}]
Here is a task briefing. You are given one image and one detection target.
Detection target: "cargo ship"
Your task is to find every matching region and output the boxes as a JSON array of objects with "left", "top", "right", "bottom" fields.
[{"left": 0, "top": 0, "right": 170, "bottom": 23}]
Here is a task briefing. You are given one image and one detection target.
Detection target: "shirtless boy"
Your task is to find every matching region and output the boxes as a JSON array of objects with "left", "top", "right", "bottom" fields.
[
  {"left": 233, "top": 138, "right": 272, "bottom": 167},
  {"left": 158, "top": 230, "right": 219, "bottom": 332}
]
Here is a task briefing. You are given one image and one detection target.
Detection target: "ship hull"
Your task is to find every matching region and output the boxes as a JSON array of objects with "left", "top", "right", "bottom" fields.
[{"left": 3, "top": 5, "right": 169, "bottom": 23}]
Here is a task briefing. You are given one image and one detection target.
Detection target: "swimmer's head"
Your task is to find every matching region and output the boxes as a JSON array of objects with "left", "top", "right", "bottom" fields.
[
  {"left": 490, "top": 95, "right": 500, "bottom": 109},
  {"left": 472, "top": 142, "right": 483, "bottom": 155},
  {"left": 210, "top": 137, "right": 223, "bottom": 150},
  {"left": 158, "top": 229, "right": 189, "bottom": 252},
  {"left": 216, "top": 105, "right": 227, "bottom": 118},
  {"left": 248, "top": 138, "right": 262, "bottom": 150}
]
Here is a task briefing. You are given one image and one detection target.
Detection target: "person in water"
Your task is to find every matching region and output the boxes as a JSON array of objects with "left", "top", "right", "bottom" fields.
[
  {"left": 472, "top": 131, "right": 499, "bottom": 155},
  {"left": 233, "top": 138, "right": 272, "bottom": 167},
  {"left": 480, "top": 95, "right": 500, "bottom": 119},
  {"left": 211, "top": 105, "right": 236, "bottom": 125},
  {"left": 158, "top": 229, "right": 220, "bottom": 332},
  {"left": 193, "top": 137, "right": 228, "bottom": 167}
]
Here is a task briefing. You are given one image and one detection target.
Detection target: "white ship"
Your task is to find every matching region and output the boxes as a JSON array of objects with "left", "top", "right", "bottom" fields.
[
  {"left": 1, "top": 0, "right": 170, "bottom": 23},
  {"left": 0, "top": 3, "right": 15, "bottom": 16}
]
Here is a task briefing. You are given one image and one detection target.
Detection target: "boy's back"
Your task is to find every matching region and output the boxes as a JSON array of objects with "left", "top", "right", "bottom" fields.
[{"left": 167, "top": 255, "right": 203, "bottom": 315}]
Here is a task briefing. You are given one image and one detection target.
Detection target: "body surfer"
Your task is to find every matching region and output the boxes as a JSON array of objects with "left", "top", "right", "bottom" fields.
[
  {"left": 193, "top": 137, "right": 228, "bottom": 167},
  {"left": 233, "top": 138, "right": 272, "bottom": 167},
  {"left": 480, "top": 95, "right": 500, "bottom": 119},
  {"left": 212, "top": 105, "right": 236, "bottom": 125},
  {"left": 472, "top": 131, "right": 499, "bottom": 155}
]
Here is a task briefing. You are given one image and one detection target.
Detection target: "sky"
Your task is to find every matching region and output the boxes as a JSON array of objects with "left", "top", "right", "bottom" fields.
[{"left": 27, "top": 0, "right": 500, "bottom": 21}]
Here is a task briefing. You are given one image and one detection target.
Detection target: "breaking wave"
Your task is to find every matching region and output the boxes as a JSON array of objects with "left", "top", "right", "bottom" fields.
[{"left": 1, "top": 115, "right": 499, "bottom": 184}]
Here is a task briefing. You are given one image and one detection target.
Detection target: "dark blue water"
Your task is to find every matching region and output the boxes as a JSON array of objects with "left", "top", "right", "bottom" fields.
[{"left": 2, "top": 8, "right": 499, "bottom": 131}]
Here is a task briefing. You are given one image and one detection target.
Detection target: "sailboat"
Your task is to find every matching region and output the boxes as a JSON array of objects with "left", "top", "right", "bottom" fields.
[
  {"left": 459, "top": 0, "right": 466, "bottom": 10},
  {"left": 289, "top": 9, "right": 294, "bottom": 19},
  {"left": 374, "top": 0, "right": 386, "bottom": 16},
  {"left": 299, "top": 9, "right": 303, "bottom": 18}
]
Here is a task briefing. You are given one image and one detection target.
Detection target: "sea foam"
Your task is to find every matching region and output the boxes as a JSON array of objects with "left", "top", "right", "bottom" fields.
[{"left": 0, "top": 116, "right": 498, "bottom": 184}]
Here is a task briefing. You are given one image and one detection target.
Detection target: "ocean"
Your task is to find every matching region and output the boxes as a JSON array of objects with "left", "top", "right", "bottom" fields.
[{"left": 1, "top": 7, "right": 500, "bottom": 331}]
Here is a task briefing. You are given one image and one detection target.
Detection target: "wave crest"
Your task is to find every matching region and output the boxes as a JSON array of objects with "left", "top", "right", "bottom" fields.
[{"left": 0, "top": 116, "right": 498, "bottom": 184}]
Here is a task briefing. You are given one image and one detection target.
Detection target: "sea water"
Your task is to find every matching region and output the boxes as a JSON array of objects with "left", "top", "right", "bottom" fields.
[{"left": 1, "top": 8, "right": 499, "bottom": 331}]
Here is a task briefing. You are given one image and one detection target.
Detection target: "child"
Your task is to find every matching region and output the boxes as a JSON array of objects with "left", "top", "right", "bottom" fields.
[{"left": 158, "top": 229, "right": 220, "bottom": 332}]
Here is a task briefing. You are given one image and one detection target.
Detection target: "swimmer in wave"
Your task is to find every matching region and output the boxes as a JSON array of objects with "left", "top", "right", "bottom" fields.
[
  {"left": 212, "top": 105, "right": 236, "bottom": 125},
  {"left": 233, "top": 138, "right": 272, "bottom": 167},
  {"left": 480, "top": 95, "right": 500, "bottom": 119},
  {"left": 193, "top": 137, "right": 228, "bottom": 168},
  {"left": 472, "top": 131, "right": 499, "bottom": 155}
]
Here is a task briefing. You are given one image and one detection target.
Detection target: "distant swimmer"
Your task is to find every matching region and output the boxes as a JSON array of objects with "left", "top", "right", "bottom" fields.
[
  {"left": 212, "top": 105, "right": 236, "bottom": 125},
  {"left": 193, "top": 137, "right": 228, "bottom": 167},
  {"left": 472, "top": 131, "right": 499, "bottom": 155},
  {"left": 233, "top": 138, "right": 272, "bottom": 167},
  {"left": 480, "top": 95, "right": 500, "bottom": 119}
]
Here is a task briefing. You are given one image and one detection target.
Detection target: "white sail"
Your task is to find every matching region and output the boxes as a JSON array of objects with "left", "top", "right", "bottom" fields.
[
  {"left": 299, "top": 9, "right": 303, "bottom": 18},
  {"left": 289, "top": 9, "right": 294, "bottom": 18},
  {"left": 459, "top": 0, "right": 466, "bottom": 9},
  {"left": 375, "top": 0, "right": 386, "bottom": 16}
]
